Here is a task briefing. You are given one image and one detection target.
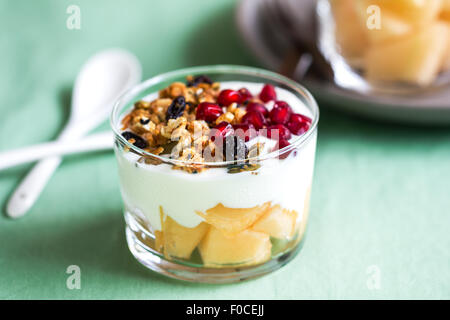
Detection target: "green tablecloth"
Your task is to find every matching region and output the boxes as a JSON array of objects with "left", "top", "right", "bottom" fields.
[{"left": 1, "top": 0, "right": 449, "bottom": 299}]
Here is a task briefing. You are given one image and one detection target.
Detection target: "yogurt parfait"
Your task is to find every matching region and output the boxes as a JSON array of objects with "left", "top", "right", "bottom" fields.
[{"left": 111, "top": 66, "right": 319, "bottom": 283}]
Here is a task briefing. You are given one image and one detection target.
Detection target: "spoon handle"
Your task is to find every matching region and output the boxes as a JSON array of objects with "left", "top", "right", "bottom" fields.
[
  {"left": 4, "top": 131, "right": 113, "bottom": 218},
  {"left": 5, "top": 120, "right": 90, "bottom": 219},
  {"left": 0, "top": 132, "right": 113, "bottom": 171}
]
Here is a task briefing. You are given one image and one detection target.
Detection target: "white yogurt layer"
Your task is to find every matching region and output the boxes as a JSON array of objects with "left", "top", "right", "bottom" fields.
[{"left": 115, "top": 82, "right": 317, "bottom": 230}]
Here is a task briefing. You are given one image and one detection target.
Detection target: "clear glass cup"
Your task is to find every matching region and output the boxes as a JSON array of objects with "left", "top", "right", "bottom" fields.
[
  {"left": 110, "top": 65, "right": 319, "bottom": 283},
  {"left": 317, "top": 0, "right": 450, "bottom": 94}
]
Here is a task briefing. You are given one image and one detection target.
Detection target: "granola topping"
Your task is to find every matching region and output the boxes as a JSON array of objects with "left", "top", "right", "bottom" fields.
[{"left": 120, "top": 77, "right": 312, "bottom": 173}]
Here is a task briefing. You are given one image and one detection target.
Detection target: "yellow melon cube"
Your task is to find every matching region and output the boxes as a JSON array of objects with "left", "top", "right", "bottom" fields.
[
  {"left": 441, "top": 0, "right": 450, "bottom": 20},
  {"left": 162, "top": 216, "right": 209, "bottom": 259},
  {"left": 442, "top": 0, "right": 450, "bottom": 11},
  {"left": 196, "top": 202, "right": 270, "bottom": 236},
  {"left": 441, "top": 23, "right": 450, "bottom": 71},
  {"left": 154, "top": 230, "right": 164, "bottom": 252},
  {"left": 331, "top": 0, "right": 368, "bottom": 59},
  {"left": 365, "top": 11, "right": 412, "bottom": 44},
  {"left": 443, "top": 39, "right": 450, "bottom": 71},
  {"left": 199, "top": 227, "right": 271, "bottom": 267},
  {"left": 365, "top": 22, "right": 449, "bottom": 85},
  {"left": 252, "top": 205, "right": 298, "bottom": 239}
]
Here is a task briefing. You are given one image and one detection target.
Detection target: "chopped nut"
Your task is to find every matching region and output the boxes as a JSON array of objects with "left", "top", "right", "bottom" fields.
[
  {"left": 197, "top": 92, "right": 216, "bottom": 103},
  {"left": 179, "top": 147, "right": 203, "bottom": 162},
  {"left": 227, "top": 103, "right": 238, "bottom": 113},
  {"left": 172, "top": 134, "right": 193, "bottom": 157},
  {"left": 134, "top": 100, "right": 151, "bottom": 109},
  {"left": 159, "top": 82, "right": 187, "bottom": 99},
  {"left": 160, "top": 117, "right": 188, "bottom": 139},
  {"left": 215, "top": 112, "right": 235, "bottom": 125},
  {"left": 233, "top": 107, "right": 247, "bottom": 124},
  {"left": 121, "top": 113, "right": 132, "bottom": 130}
]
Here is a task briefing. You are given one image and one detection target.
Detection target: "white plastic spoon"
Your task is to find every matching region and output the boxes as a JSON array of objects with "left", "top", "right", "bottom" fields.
[
  {"left": 6, "top": 49, "right": 141, "bottom": 219},
  {"left": 0, "top": 132, "right": 114, "bottom": 171}
]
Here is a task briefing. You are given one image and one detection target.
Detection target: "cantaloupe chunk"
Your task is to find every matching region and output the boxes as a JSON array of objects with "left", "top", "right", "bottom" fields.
[
  {"left": 365, "top": 22, "right": 449, "bottom": 85},
  {"left": 365, "top": 11, "right": 412, "bottom": 44},
  {"left": 252, "top": 205, "right": 298, "bottom": 239},
  {"left": 441, "top": 23, "right": 450, "bottom": 71},
  {"left": 154, "top": 230, "right": 164, "bottom": 252},
  {"left": 331, "top": 0, "right": 368, "bottom": 60},
  {"left": 153, "top": 207, "right": 165, "bottom": 252},
  {"left": 199, "top": 227, "right": 271, "bottom": 267},
  {"left": 441, "top": 0, "right": 450, "bottom": 20},
  {"left": 443, "top": 35, "right": 450, "bottom": 71},
  {"left": 162, "top": 216, "right": 209, "bottom": 259},
  {"left": 366, "top": 0, "right": 442, "bottom": 26},
  {"left": 196, "top": 203, "right": 270, "bottom": 236}
]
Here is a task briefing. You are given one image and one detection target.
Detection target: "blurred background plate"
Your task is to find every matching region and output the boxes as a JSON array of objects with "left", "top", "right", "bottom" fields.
[{"left": 236, "top": 0, "right": 450, "bottom": 124}]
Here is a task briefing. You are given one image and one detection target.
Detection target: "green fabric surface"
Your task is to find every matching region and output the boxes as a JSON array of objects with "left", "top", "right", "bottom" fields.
[{"left": 1, "top": 0, "right": 449, "bottom": 299}]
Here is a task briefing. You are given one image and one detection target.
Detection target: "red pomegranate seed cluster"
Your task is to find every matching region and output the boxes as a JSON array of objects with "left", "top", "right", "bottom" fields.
[{"left": 206, "top": 84, "right": 312, "bottom": 156}]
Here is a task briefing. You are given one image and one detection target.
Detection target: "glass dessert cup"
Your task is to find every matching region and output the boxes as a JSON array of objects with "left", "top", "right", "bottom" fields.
[
  {"left": 110, "top": 65, "right": 319, "bottom": 283},
  {"left": 317, "top": 0, "right": 450, "bottom": 94}
]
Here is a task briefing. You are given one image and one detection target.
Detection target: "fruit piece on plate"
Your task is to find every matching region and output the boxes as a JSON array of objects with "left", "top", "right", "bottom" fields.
[
  {"left": 365, "top": 11, "right": 412, "bottom": 44},
  {"left": 366, "top": 0, "right": 442, "bottom": 26},
  {"left": 331, "top": 0, "right": 368, "bottom": 59},
  {"left": 441, "top": 23, "right": 450, "bottom": 71},
  {"left": 163, "top": 216, "right": 209, "bottom": 259},
  {"left": 365, "top": 22, "right": 449, "bottom": 85},
  {"left": 441, "top": 0, "right": 450, "bottom": 20},
  {"left": 252, "top": 205, "right": 298, "bottom": 239},
  {"left": 199, "top": 227, "right": 272, "bottom": 267},
  {"left": 443, "top": 45, "right": 450, "bottom": 72},
  {"left": 196, "top": 202, "right": 270, "bottom": 236}
]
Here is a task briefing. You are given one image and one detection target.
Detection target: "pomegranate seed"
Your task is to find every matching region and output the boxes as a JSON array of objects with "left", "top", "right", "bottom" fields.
[
  {"left": 238, "top": 87, "right": 253, "bottom": 103},
  {"left": 273, "top": 139, "right": 291, "bottom": 159},
  {"left": 241, "top": 110, "right": 266, "bottom": 130},
  {"left": 233, "top": 123, "right": 257, "bottom": 142},
  {"left": 196, "top": 102, "right": 223, "bottom": 122},
  {"left": 217, "top": 89, "right": 241, "bottom": 106},
  {"left": 267, "top": 124, "right": 292, "bottom": 141},
  {"left": 210, "top": 121, "right": 234, "bottom": 145},
  {"left": 273, "top": 100, "right": 292, "bottom": 110},
  {"left": 259, "top": 84, "right": 277, "bottom": 102},
  {"left": 287, "top": 113, "right": 311, "bottom": 135},
  {"left": 246, "top": 102, "right": 269, "bottom": 117},
  {"left": 269, "top": 101, "right": 292, "bottom": 124}
]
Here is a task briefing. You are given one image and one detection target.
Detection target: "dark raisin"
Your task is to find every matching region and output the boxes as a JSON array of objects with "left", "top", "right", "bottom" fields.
[
  {"left": 223, "top": 135, "right": 248, "bottom": 163},
  {"left": 186, "top": 75, "right": 213, "bottom": 87},
  {"left": 140, "top": 118, "right": 150, "bottom": 125},
  {"left": 121, "top": 131, "right": 148, "bottom": 149},
  {"left": 166, "top": 95, "right": 186, "bottom": 120}
]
